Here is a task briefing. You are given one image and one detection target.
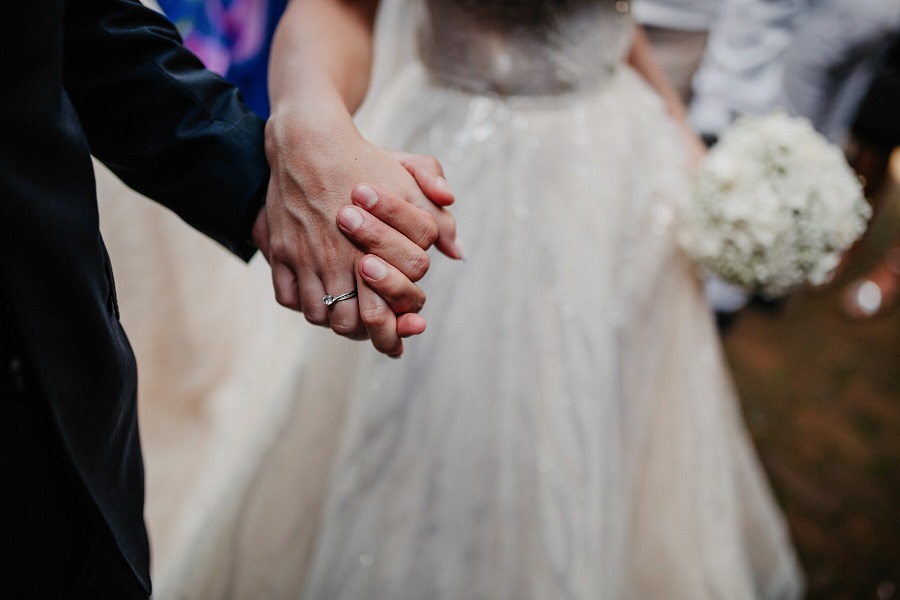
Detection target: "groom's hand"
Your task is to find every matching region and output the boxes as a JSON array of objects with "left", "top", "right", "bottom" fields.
[{"left": 253, "top": 192, "right": 436, "bottom": 352}]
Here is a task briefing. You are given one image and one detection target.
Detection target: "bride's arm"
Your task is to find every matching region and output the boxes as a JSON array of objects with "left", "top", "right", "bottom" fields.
[
  {"left": 262, "top": 0, "right": 461, "bottom": 356},
  {"left": 269, "top": 0, "right": 378, "bottom": 119},
  {"left": 627, "top": 25, "right": 707, "bottom": 168}
]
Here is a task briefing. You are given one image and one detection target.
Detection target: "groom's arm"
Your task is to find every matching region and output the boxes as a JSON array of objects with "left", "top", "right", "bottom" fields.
[
  {"left": 61, "top": 0, "right": 453, "bottom": 355},
  {"left": 63, "top": 0, "right": 268, "bottom": 260}
]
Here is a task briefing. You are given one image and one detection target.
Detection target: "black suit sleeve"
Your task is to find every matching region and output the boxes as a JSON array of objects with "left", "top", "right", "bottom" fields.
[{"left": 63, "top": 0, "right": 269, "bottom": 260}]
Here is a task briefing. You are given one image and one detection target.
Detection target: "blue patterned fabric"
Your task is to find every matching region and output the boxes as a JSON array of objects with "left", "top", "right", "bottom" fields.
[{"left": 158, "top": 0, "right": 287, "bottom": 117}]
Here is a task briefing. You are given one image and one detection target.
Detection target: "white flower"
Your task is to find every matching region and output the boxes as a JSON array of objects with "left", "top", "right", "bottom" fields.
[{"left": 677, "top": 113, "right": 871, "bottom": 297}]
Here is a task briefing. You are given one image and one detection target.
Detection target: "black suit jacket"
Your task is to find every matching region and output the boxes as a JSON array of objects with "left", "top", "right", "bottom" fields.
[{"left": 0, "top": 0, "right": 269, "bottom": 591}]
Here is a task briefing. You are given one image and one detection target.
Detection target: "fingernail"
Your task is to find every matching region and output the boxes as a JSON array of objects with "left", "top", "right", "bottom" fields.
[
  {"left": 362, "top": 256, "right": 388, "bottom": 280},
  {"left": 435, "top": 176, "right": 450, "bottom": 193},
  {"left": 338, "top": 206, "right": 364, "bottom": 231},
  {"left": 453, "top": 238, "right": 467, "bottom": 261},
  {"left": 354, "top": 184, "right": 379, "bottom": 207}
]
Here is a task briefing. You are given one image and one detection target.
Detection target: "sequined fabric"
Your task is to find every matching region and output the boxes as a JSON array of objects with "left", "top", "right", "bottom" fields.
[{"left": 419, "top": 0, "right": 632, "bottom": 94}]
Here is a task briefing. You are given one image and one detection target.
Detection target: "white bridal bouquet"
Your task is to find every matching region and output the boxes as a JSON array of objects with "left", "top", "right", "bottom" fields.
[{"left": 678, "top": 113, "right": 872, "bottom": 297}]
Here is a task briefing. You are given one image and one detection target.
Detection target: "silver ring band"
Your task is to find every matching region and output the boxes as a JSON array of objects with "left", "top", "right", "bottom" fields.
[{"left": 323, "top": 290, "right": 357, "bottom": 307}]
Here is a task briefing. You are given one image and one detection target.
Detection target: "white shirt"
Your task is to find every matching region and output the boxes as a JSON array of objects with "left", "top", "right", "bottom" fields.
[
  {"left": 778, "top": 0, "right": 900, "bottom": 142},
  {"left": 688, "top": 0, "right": 806, "bottom": 135},
  {"left": 632, "top": 0, "right": 719, "bottom": 31},
  {"left": 688, "top": 0, "right": 900, "bottom": 138}
]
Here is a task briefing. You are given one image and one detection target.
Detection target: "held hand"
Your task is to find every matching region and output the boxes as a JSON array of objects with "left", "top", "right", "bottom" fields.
[
  {"left": 258, "top": 109, "right": 459, "bottom": 356},
  {"left": 341, "top": 155, "right": 465, "bottom": 346},
  {"left": 338, "top": 156, "right": 464, "bottom": 347},
  {"left": 253, "top": 199, "right": 429, "bottom": 348},
  {"left": 387, "top": 150, "right": 464, "bottom": 261}
]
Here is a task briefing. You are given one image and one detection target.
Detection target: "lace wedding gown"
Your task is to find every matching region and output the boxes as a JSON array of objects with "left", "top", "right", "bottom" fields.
[{"left": 156, "top": 0, "right": 805, "bottom": 597}]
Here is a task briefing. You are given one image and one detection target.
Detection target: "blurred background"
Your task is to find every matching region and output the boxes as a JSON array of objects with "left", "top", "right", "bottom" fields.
[
  {"left": 725, "top": 152, "right": 900, "bottom": 600},
  {"left": 107, "top": 1, "right": 900, "bottom": 597}
]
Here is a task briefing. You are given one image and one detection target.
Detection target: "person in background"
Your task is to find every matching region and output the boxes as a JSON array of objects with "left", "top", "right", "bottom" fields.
[
  {"left": 775, "top": 0, "right": 900, "bottom": 145},
  {"left": 632, "top": 0, "right": 803, "bottom": 322},
  {"left": 633, "top": 0, "right": 805, "bottom": 321},
  {"left": 636, "top": 0, "right": 900, "bottom": 323},
  {"left": 631, "top": 0, "right": 716, "bottom": 101},
  {"left": 698, "top": 0, "right": 900, "bottom": 322},
  {"left": 840, "top": 30, "right": 900, "bottom": 319}
]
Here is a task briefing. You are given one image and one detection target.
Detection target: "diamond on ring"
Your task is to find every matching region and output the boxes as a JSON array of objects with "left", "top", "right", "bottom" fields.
[{"left": 323, "top": 290, "right": 358, "bottom": 306}]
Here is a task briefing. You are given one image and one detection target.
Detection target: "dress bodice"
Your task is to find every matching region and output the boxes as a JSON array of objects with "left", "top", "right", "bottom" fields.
[{"left": 418, "top": 0, "right": 634, "bottom": 95}]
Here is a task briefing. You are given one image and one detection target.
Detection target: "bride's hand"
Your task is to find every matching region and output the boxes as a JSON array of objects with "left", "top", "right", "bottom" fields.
[
  {"left": 678, "top": 119, "right": 708, "bottom": 172},
  {"left": 259, "top": 107, "right": 459, "bottom": 356}
]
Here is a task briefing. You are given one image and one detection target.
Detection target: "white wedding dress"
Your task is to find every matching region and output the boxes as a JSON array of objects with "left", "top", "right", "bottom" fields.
[
  {"left": 283, "top": 1, "right": 805, "bottom": 598},
  {"left": 109, "top": 0, "right": 804, "bottom": 597}
]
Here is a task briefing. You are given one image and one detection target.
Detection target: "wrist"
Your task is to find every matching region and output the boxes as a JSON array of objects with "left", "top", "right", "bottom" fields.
[
  {"left": 269, "top": 81, "right": 355, "bottom": 131},
  {"left": 265, "top": 100, "right": 359, "bottom": 162}
]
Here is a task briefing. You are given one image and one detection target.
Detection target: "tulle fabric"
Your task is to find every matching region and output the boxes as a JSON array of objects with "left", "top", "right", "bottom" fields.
[
  {"left": 100, "top": 0, "right": 804, "bottom": 596},
  {"left": 294, "top": 1, "right": 803, "bottom": 598},
  {"left": 95, "top": 162, "right": 314, "bottom": 597}
]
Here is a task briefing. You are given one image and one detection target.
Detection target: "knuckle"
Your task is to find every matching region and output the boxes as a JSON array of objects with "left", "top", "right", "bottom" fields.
[
  {"left": 366, "top": 226, "right": 388, "bottom": 249},
  {"left": 321, "top": 250, "right": 344, "bottom": 274},
  {"left": 403, "top": 187, "right": 426, "bottom": 211},
  {"left": 419, "top": 217, "right": 440, "bottom": 247},
  {"left": 304, "top": 311, "right": 328, "bottom": 327},
  {"left": 359, "top": 304, "right": 391, "bottom": 330},
  {"left": 415, "top": 289, "right": 427, "bottom": 310},
  {"left": 273, "top": 287, "right": 288, "bottom": 305},
  {"left": 377, "top": 196, "right": 401, "bottom": 224},
  {"left": 274, "top": 290, "right": 297, "bottom": 311},
  {"left": 330, "top": 316, "right": 359, "bottom": 336},
  {"left": 406, "top": 293, "right": 426, "bottom": 314},
  {"left": 270, "top": 241, "right": 290, "bottom": 263},
  {"left": 405, "top": 250, "right": 431, "bottom": 281},
  {"left": 403, "top": 204, "right": 438, "bottom": 247}
]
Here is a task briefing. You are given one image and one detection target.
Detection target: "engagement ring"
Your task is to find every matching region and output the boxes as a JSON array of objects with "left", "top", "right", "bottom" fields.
[{"left": 323, "top": 290, "right": 357, "bottom": 306}]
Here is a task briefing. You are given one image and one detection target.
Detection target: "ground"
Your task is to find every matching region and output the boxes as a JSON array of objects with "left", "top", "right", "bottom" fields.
[{"left": 725, "top": 175, "right": 900, "bottom": 600}]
